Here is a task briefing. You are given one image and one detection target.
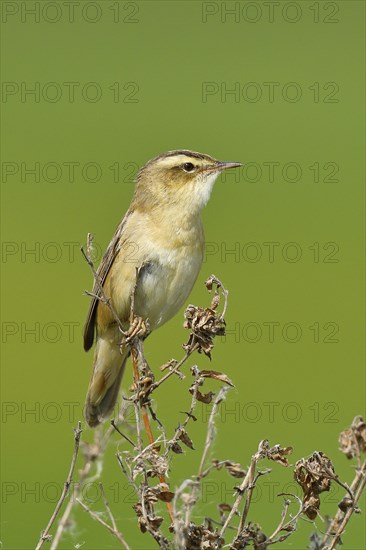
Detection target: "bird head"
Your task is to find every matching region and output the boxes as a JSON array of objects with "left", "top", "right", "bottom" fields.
[{"left": 133, "top": 150, "right": 242, "bottom": 214}]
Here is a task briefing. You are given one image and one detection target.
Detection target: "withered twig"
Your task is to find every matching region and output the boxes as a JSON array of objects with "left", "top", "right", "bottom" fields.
[
  {"left": 171, "top": 387, "right": 230, "bottom": 549},
  {"left": 197, "top": 387, "right": 230, "bottom": 480},
  {"left": 220, "top": 438, "right": 290, "bottom": 541},
  {"left": 237, "top": 468, "right": 272, "bottom": 535},
  {"left": 130, "top": 342, "right": 175, "bottom": 524},
  {"left": 116, "top": 452, "right": 140, "bottom": 495},
  {"left": 50, "top": 402, "right": 129, "bottom": 549},
  {"left": 183, "top": 387, "right": 231, "bottom": 530},
  {"left": 268, "top": 497, "right": 291, "bottom": 541},
  {"left": 50, "top": 493, "right": 75, "bottom": 550},
  {"left": 212, "top": 275, "right": 229, "bottom": 320},
  {"left": 149, "top": 343, "right": 199, "bottom": 392},
  {"left": 326, "top": 460, "right": 366, "bottom": 550},
  {"left": 111, "top": 420, "right": 136, "bottom": 448},
  {"left": 139, "top": 486, "right": 170, "bottom": 549},
  {"left": 76, "top": 497, "right": 129, "bottom": 548},
  {"left": 322, "top": 458, "right": 366, "bottom": 546},
  {"left": 266, "top": 492, "right": 303, "bottom": 544},
  {"left": 81, "top": 244, "right": 126, "bottom": 337},
  {"left": 100, "top": 483, "right": 130, "bottom": 549},
  {"left": 219, "top": 453, "right": 258, "bottom": 539},
  {"left": 35, "top": 422, "right": 82, "bottom": 550},
  {"left": 164, "top": 375, "right": 200, "bottom": 457}
]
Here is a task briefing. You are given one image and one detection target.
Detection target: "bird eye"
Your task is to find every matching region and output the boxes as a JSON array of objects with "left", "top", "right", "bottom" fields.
[{"left": 182, "top": 162, "right": 195, "bottom": 173}]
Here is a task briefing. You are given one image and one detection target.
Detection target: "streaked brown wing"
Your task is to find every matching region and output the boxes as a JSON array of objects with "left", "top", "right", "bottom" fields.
[{"left": 83, "top": 210, "right": 132, "bottom": 351}]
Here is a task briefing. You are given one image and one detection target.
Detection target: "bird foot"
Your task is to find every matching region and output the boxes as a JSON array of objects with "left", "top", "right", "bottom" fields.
[{"left": 122, "top": 315, "right": 149, "bottom": 346}]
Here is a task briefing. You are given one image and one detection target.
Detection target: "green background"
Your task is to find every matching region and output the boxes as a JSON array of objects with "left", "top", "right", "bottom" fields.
[{"left": 1, "top": 0, "right": 365, "bottom": 548}]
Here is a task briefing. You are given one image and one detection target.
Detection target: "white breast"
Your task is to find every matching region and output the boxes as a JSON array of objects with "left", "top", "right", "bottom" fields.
[{"left": 135, "top": 242, "right": 203, "bottom": 329}]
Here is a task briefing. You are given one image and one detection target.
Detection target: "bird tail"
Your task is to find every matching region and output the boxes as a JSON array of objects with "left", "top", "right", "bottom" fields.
[{"left": 85, "top": 331, "right": 128, "bottom": 427}]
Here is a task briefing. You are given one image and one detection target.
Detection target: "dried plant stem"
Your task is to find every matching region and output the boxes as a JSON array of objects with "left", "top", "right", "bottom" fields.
[
  {"left": 131, "top": 345, "right": 175, "bottom": 524},
  {"left": 268, "top": 498, "right": 291, "bottom": 540},
  {"left": 50, "top": 405, "right": 130, "bottom": 549},
  {"left": 150, "top": 343, "right": 199, "bottom": 392},
  {"left": 50, "top": 492, "right": 75, "bottom": 550},
  {"left": 140, "top": 487, "right": 170, "bottom": 549},
  {"left": 164, "top": 377, "right": 199, "bottom": 457},
  {"left": 183, "top": 387, "right": 230, "bottom": 531},
  {"left": 50, "top": 402, "right": 129, "bottom": 549},
  {"left": 35, "top": 422, "right": 82, "bottom": 550},
  {"left": 130, "top": 347, "right": 154, "bottom": 445},
  {"left": 142, "top": 407, "right": 155, "bottom": 444},
  {"left": 266, "top": 493, "right": 302, "bottom": 543},
  {"left": 76, "top": 497, "right": 129, "bottom": 548},
  {"left": 111, "top": 420, "right": 136, "bottom": 448},
  {"left": 326, "top": 459, "right": 366, "bottom": 550},
  {"left": 237, "top": 470, "right": 263, "bottom": 535},
  {"left": 50, "top": 461, "right": 90, "bottom": 549},
  {"left": 100, "top": 483, "right": 131, "bottom": 549},
  {"left": 219, "top": 456, "right": 258, "bottom": 539},
  {"left": 81, "top": 246, "right": 126, "bottom": 336},
  {"left": 197, "top": 387, "right": 228, "bottom": 480},
  {"left": 322, "top": 459, "right": 365, "bottom": 546}
]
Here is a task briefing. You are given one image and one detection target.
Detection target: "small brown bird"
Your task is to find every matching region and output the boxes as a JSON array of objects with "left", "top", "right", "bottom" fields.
[{"left": 84, "top": 150, "right": 242, "bottom": 426}]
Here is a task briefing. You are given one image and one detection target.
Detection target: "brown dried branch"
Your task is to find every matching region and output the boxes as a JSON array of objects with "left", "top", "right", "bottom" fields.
[
  {"left": 81, "top": 241, "right": 126, "bottom": 337},
  {"left": 164, "top": 374, "right": 201, "bottom": 457},
  {"left": 48, "top": 401, "right": 130, "bottom": 549},
  {"left": 220, "top": 440, "right": 292, "bottom": 541},
  {"left": 172, "top": 388, "right": 242, "bottom": 549},
  {"left": 35, "top": 422, "right": 82, "bottom": 550},
  {"left": 197, "top": 387, "right": 231, "bottom": 481},
  {"left": 320, "top": 416, "right": 366, "bottom": 549},
  {"left": 326, "top": 461, "right": 366, "bottom": 550},
  {"left": 266, "top": 493, "right": 303, "bottom": 544},
  {"left": 76, "top": 497, "right": 130, "bottom": 548},
  {"left": 99, "top": 483, "right": 131, "bottom": 548},
  {"left": 237, "top": 467, "right": 272, "bottom": 535}
]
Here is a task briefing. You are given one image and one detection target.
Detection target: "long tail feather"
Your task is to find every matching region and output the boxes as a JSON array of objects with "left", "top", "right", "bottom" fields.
[{"left": 85, "top": 333, "right": 128, "bottom": 427}]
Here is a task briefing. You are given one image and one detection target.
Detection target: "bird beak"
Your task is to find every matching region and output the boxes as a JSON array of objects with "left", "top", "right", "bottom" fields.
[
  {"left": 200, "top": 161, "right": 243, "bottom": 175},
  {"left": 216, "top": 161, "right": 243, "bottom": 171}
]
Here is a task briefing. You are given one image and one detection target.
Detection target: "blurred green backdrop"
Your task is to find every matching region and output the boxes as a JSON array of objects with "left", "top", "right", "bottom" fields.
[{"left": 1, "top": 1, "right": 365, "bottom": 548}]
